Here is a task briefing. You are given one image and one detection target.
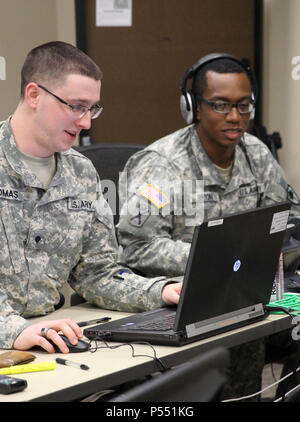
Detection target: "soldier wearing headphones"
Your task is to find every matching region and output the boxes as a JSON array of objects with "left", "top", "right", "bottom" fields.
[
  {"left": 118, "top": 53, "right": 300, "bottom": 277},
  {"left": 117, "top": 53, "right": 300, "bottom": 400}
]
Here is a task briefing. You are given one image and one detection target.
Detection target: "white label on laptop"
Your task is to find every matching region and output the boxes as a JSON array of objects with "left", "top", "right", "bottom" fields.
[
  {"left": 270, "top": 210, "right": 289, "bottom": 234},
  {"left": 208, "top": 218, "right": 224, "bottom": 227}
]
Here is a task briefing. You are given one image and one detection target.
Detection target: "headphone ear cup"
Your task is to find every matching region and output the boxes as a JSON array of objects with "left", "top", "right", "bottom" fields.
[
  {"left": 180, "top": 90, "right": 196, "bottom": 124},
  {"left": 249, "top": 109, "right": 255, "bottom": 120},
  {"left": 249, "top": 92, "right": 255, "bottom": 120}
]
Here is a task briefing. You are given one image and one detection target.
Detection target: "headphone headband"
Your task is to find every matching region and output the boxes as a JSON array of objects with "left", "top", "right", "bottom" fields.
[{"left": 180, "top": 53, "right": 257, "bottom": 124}]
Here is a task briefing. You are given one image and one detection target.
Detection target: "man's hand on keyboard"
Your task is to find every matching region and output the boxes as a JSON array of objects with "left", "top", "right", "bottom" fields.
[{"left": 162, "top": 282, "right": 182, "bottom": 305}]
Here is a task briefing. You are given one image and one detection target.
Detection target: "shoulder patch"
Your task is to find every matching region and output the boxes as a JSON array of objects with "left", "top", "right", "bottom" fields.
[
  {"left": 129, "top": 211, "right": 150, "bottom": 227},
  {"left": 140, "top": 184, "right": 169, "bottom": 209}
]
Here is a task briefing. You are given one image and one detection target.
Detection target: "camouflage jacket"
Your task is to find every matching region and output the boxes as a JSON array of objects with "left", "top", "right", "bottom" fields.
[
  {"left": 117, "top": 124, "right": 299, "bottom": 277},
  {"left": 0, "top": 118, "right": 169, "bottom": 349}
]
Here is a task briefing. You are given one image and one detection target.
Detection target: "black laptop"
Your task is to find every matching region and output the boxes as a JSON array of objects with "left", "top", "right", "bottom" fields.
[{"left": 84, "top": 202, "right": 291, "bottom": 346}]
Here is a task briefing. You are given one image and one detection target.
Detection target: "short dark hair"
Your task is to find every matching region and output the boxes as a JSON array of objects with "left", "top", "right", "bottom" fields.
[
  {"left": 20, "top": 41, "right": 103, "bottom": 98},
  {"left": 192, "top": 58, "right": 251, "bottom": 98}
]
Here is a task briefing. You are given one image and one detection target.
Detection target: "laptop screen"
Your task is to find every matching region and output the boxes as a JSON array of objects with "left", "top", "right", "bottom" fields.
[{"left": 174, "top": 202, "right": 290, "bottom": 331}]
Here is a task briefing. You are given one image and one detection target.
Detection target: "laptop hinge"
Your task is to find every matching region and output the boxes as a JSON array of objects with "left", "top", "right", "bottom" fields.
[{"left": 185, "top": 303, "right": 264, "bottom": 338}]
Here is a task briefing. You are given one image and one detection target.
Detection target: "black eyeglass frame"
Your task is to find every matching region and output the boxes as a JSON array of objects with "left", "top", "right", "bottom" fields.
[
  {"left": 37, "top": 84, "right": 103, "bottom": 119},
  {"left": 197, "top": 95, "right": 255, "bottom": 115}
]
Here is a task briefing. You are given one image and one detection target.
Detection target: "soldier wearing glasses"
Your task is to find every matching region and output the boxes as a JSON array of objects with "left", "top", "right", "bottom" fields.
[
  {"left": 117, "top": 54, "right": 300, "bottom": 400},
  {"left": 118, "top": 54, "right": 299, "bottom": 276},
  {"left": 0, "top": 41, "right": 181, "bottom": 354}
]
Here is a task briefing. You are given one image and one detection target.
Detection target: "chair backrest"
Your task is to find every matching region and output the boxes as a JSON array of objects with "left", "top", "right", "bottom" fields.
[
  {"left": 76, "top": 144, "right": 144, "bottom": 225},
  {"left": 107, "top": 347, "right": 229, "bottom": 402},
  {"left": 253, "top": 123, "right": 282, "bottom": 162}
]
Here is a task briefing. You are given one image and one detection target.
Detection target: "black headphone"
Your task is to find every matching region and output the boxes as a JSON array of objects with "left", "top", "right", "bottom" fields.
[{"left": 179, "top": 53, "right": 257, "bottom": 124}]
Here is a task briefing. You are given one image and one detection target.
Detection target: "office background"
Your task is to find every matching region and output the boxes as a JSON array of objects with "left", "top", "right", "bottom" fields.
[{"left": 0, "top": 0, "right": 300, "bottom": 196}]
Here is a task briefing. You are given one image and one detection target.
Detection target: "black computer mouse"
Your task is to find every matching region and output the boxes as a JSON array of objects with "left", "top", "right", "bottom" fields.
[{"left": 48, "top": 334, "right": 90, "bottom": 353}]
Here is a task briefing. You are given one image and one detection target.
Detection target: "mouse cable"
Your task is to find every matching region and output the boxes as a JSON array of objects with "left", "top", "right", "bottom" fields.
[
  {"left": 264, "top": 304, "right": 294, "bottom": 318},
  {"left": 222, "top": 364, "right": 300, "bottom": 402},
  {"left": 88, "top": 336, "right": 168, "bottom": 373}
]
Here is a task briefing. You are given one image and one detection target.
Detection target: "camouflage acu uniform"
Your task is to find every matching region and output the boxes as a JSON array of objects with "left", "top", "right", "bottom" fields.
[
  {"left": 0, "top": 118, "right": 171, "bottom": 349},
  {"left": 118, "top": 124, "right": 298, "bottom": 277},
  {"left": 117, "top": 124, "right": 300, "bottom": 401}
]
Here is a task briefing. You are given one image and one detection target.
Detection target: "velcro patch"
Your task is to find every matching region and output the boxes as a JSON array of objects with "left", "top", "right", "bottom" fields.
[
  {"left": 239, "top": 184, "right": 259, "bottom": 197},
  {"left": 0, "top": 188, "right": 20, "bottom": 200},
  {"left": 140, "top": 184, "right": 169, "bottom": 209},
  {"left": 68, "top": 198, "right": 95, "bottom": 211}
]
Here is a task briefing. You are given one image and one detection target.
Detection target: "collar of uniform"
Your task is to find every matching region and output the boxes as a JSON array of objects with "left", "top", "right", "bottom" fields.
[
  {"left": 26, "top": 152, "right": 86, "bottom": 206},
  {"left": 0, "top": 118, "right": 84, "bottom": 199},
  {"left": 51, "top": 152, "right": 85, "bottom": 192},
  {"left": 191, "top": 128, "right": 256, "bottom": 191},
  {"left": 225, "top": 140, "right": 257, "bottom": 194},
  {"left": 190, "top": 126, "right": 227, "bottom": 188},
  {"left": 0, "top": 118, "right": 44, "bottom": 188},
  {"left": 35, "top": 150, "right": 86, "bottom": 207}
]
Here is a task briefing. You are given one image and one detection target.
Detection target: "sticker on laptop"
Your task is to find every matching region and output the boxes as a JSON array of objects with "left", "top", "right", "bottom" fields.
[
  {"left": 140, "top": 184, "right": 169, "bottom": 209},
  {"left": 233, "top": 260, "right": 241, "bottom": 272},
  {"left": 270, "top": 210, "right": 289, "bottom": 234},
  {"left": 208, "top": 218, "right": 224, "bottom": 227}
]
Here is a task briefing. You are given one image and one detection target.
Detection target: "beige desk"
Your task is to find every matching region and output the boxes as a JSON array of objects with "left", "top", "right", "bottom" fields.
[{"left": 0, "top": 304, "right": 292, "bottom": 402}]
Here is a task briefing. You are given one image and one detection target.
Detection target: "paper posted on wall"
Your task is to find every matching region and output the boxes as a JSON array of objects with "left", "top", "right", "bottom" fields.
[{"left": 96, "top": 0, "right": 132, "bottom": 27}]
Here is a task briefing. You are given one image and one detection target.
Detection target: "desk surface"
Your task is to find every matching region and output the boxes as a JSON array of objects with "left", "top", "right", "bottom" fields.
[{"left": 0, "top": 304, "right": 292, "bottom": 402}]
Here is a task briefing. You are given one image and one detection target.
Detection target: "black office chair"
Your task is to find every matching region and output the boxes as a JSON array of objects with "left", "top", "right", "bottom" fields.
[
  {"left": 106, "top": 347, "right": 229, "bottom": 402},
  {"left": 71, "top": 143, "right": 144, "bottom": 307},
  {"left": 75, "top": 143, "right": 144, "bottom": 225},
  {"left": 253, "top": 123, "right": 282, "bottom": 162},
  {"left": 281, "top": 385, "right": 300, "bottom": 402},
  {"left": 54, "top": 292, "right": 65, "bottom": 310}
]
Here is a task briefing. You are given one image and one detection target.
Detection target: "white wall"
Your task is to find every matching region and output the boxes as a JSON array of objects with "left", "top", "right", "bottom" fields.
[
  {"left": 0, "top": 0, "right": 76, "bottom": 120},
  {"left": 263, "top": 0, "right": 300, "bottom": 195},
  {"left": 0, "top": 0, "right": 76, "bottom": 306}
]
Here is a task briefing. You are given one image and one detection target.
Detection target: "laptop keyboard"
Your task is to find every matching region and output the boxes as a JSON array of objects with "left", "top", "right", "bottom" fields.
[{"left": 131, "top": 314, "right": 175, "bottom": 331}]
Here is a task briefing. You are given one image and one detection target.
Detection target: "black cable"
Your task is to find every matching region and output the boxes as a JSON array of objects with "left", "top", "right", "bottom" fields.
[
  {"left": 265, "top": 304, "right": 294, "bottom": 319},
  {"left": 88, "top": 336, "right": 168, "bottom": 373},
  {"left": 265, "top": 304, "right": 300, "bottom": 401}
]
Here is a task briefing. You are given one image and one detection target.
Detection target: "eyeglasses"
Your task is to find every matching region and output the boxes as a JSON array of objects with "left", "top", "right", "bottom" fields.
[
  {"left": 38, "top": 84, "right": 103, "bottom": 119},
  {"left": 197, "top": 95, "right": 255, "bottom": 115}
]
